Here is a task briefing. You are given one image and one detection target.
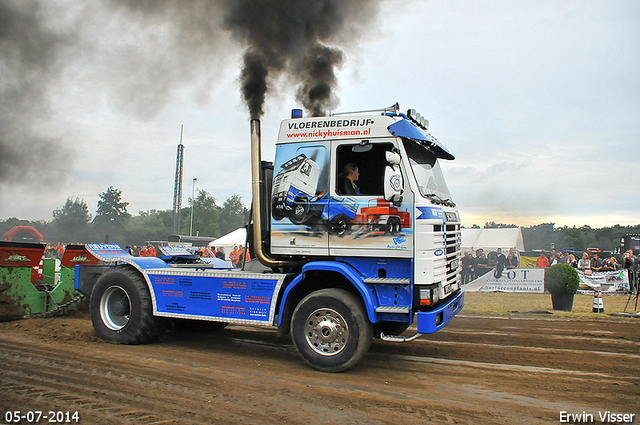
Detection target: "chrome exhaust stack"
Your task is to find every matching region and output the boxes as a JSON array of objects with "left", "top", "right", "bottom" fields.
[{"left": 250, "top": 119, "right": 299, "bottom": 269}]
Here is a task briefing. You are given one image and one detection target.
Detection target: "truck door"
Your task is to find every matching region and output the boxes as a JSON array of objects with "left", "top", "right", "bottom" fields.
[
  {"left": 270, "top": 143, "right": 330, "bottom": 256},
  {"left": 329, "top": 139, "right": 413, "bottom": 257}
]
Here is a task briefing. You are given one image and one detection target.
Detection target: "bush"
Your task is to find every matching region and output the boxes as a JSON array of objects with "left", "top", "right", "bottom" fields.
[{"left": 544, "top": 264, "right": 580, "bottom": 294}]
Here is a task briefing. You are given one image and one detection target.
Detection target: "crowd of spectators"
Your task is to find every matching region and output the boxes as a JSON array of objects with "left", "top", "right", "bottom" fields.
[
  {"left": 44, "top": 242, "right": 65, "bottom": 259},
  {"left": 200, "top": 245, "right": 249, "bottom": 268},
  {"left": 536, "top": 249, "right": 634, "bottom": 274},
  {"left": 462, "top": 247, "right": 639, "bottom": 294},
  {"left": 461, "top": 247, "right": 639, "bottom": 288},
  {"left": 461, "top": 247, "right": 519, "bottom": 284}
]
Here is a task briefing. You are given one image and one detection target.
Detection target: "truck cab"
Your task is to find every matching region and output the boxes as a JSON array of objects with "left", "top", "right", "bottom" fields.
[{"left": 268, "top": 106, "right": 461, "bottom": 310}]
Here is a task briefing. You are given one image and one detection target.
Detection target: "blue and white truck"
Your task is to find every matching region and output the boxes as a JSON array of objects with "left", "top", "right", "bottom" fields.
[{"left": 76, "top": 103, "right": 464, "bottom": 372}]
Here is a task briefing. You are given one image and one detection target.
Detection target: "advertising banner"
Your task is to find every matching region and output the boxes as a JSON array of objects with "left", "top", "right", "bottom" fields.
[
  {"left": 463, "top": 268, "right": 545, "bottom": 293},
  {"left": 578, "top": 270, "right": 629, "bottom": 292}
]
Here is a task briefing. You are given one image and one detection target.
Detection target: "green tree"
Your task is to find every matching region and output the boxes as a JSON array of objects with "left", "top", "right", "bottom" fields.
[
  {"left": 51, "top": 197, "right": 92, "bottom": 242},
  {"left": 219, "top": 194, "right": 249, "bottom": 235},
  {"left": 560, "top": 227, "right": 587, "bottom": 251},
  {"left": 93, "top": 186, "right": 131, "bottom": 243},
  {"left": 187, "top": 189, "right": 220, "bottom": 237},
  {"left": 124, "top": 212, "right": 170, "bottom": 246}
]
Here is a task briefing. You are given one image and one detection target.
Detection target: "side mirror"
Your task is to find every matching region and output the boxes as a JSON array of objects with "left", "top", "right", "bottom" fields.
[
  {"left": 385, "top": 150, "right": 401, "bottom": 165},
  {"left": 384, "top": 151, "right": 403, "bottom": 206}
]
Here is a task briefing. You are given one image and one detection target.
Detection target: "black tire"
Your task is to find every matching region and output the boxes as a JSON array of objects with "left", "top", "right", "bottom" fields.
[
  {"left": 289, "top": 196, "right": 309, "bottom": 225},
  {"left": 90, "top": 266, "right": 164, "bottom": 344},
  {"left": 330, "top": 214, "right": 351, "bottom": 236},
  {"left": 272, "top": 204, "right": 285, "bottom": 221},
  {"left": 387, "top": 216, "right": 402, "bottom": 234},
  {"left": 291, "top": 288, "right": 373, "bottom": 372}
]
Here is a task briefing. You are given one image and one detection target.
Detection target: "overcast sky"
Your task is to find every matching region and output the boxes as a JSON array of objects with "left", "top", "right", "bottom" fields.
[{"left": 1, "top": 0, "right": 638, "bottom": 229}]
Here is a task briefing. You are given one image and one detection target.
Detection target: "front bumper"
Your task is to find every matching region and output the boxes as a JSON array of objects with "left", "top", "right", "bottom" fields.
[{"left": 416, "top": 290, "right": 464, "bottom": 334}]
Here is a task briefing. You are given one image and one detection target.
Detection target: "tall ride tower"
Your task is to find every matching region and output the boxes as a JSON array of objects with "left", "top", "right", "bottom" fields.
[{"left": 172, "top": 125, "right": 185, "bottom": 235}]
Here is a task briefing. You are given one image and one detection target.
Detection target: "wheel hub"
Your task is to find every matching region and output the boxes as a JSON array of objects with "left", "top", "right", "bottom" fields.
[
  {"left": 100, "top": 286, "right": 131, "bottom": 331},
  {"left": 305, "top": 308, "right": 349, "bottom": 356}
]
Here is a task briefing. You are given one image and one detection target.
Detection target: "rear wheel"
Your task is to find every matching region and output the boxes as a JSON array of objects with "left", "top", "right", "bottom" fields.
[
  {"left": 291, "top": 288, "right": 373, "bottom": 372},
  {"left": 387, "top": 216, "right": 402, "bottom": 234},
  {"left": 90, "top": 266, "right": 163, "bottom": 344}
]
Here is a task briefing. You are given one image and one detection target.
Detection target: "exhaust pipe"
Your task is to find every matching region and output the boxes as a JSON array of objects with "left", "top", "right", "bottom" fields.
[{"left": 250, "top": 119, "right": 299, "bottom": 269}]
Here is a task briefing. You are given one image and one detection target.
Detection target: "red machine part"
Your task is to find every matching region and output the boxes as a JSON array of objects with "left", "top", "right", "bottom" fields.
[
  {"left": 0, "top": 241, "right": 46, "bottom": 284},
  {"left": 60, "top": 245, "right": 99, "bottom": 267},
  {"left": 353, "top": 199, "right": 411, "bottom": 232}
]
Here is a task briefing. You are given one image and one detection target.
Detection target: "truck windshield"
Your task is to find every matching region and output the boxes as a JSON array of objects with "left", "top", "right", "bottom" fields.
[{"left": 402, "top": 139, "right": 455, "bottom": 207}]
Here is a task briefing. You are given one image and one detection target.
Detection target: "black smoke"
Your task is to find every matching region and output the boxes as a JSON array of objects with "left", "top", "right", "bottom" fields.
[
  {"left": 222, "top": 0, "right": 381, "bottom": 118},
  {"left": 109, "top": 0, "right": 382, "bottom": 118},
  {"left": 0, "top": 1, "right": 71, "bottom": 186},
  {"left": 296, "top": 44, "right": 344, "bottom": 117},
  {"left": 0, "top": 0, "right": 381, "bottom": 216}
]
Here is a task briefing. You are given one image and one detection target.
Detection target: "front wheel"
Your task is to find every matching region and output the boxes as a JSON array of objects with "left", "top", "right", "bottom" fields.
[
  {"left": 90, "top": 266, "right": 164, "bottom": 344},
  {"left": 289, "top": 196, "right": 309, "bottom": 225},
  {"left": 291, "top": 288, "right": 373, "bottom": 372}
]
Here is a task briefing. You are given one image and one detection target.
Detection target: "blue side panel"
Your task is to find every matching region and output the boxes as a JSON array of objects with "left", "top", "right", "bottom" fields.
[
  {"left": 336, "top": 257, "right": 412, "bottom": 279},
  {"left": 373, "top": 284, "right": 411, "bottom": 306},
  {"left": 417, "top": 291, "right": 464, "bottom": 333},
  {"left": 74, "top": 264, "right": 80, "bottom": 290},
  {"left": 129, "top": 257, "right": 173, "bottom": 269},
  {"left": 148, "top": 273, "right": 280, "bottom": 323}
]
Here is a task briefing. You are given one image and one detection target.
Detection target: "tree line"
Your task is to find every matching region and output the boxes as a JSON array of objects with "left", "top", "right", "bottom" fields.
[
  {"left": 2, "top": 190, "right": 637, "bottom": 253},
  {"left": 0, "top": 186, "right": 249, "bottom": 247},
  {"left": 477, "top": 221, "right": 640, "bottom": 253}
]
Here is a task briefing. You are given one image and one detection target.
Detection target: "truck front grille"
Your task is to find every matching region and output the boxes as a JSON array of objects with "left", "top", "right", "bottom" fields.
[{"left": 444, "top": 223, "right": 461, "bottom": 285}]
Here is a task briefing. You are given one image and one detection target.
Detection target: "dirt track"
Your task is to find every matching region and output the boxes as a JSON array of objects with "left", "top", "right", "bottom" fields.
[{"left": 1, "top": 312, "right": 639, "bottom": 425}]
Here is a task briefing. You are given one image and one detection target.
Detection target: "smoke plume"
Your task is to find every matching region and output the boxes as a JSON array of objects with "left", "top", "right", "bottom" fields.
[
  {"left": 0, "top": 0, "right": 380, "bottom": 218},
  {"left": 108, "top": 0, "right": 382, "bottom": 117},
  {"left": 222, "top": 0, "right": 381, "bottom": 117},
  {"left": 0, "top": 1, "right": 71, "bottom": 187},
  {"left": 296, "top": 44, "right": 345, "bottom": 117}
]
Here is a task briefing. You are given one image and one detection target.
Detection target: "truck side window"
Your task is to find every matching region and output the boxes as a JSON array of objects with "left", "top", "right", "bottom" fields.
[{"left": 336, "top": 142, "right": 394, "bottom": 196}]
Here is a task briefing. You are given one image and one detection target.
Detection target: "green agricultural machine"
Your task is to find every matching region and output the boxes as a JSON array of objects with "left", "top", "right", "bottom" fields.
[{"left": 0, "top": 242, "right": 90, "bottom": 320}]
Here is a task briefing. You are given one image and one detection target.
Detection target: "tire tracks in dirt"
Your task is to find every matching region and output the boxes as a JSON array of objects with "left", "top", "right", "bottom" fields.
[{"left": 0, "top": 314, "right": 638, "bottom": 424}]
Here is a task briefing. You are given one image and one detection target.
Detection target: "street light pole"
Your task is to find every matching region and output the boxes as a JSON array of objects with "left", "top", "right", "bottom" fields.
[{"left": 190, "top": 177, "right": 197, "bottom": 236}]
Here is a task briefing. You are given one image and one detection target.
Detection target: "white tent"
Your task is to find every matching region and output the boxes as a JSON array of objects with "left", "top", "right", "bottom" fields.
[
  {"left": 208, "top": 228, "right": 246, "bottom": 259},
  {"left": 461, "top": 228, "right": 524, "bottom": 253}
]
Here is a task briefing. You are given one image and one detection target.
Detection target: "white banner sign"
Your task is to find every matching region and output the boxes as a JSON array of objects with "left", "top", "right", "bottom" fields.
[
  {"left": 463, "top": 268, "right": 545, "bottom": 293},
  {"left": 578, "top": 270, "right": 629, "bottom": 292}
]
